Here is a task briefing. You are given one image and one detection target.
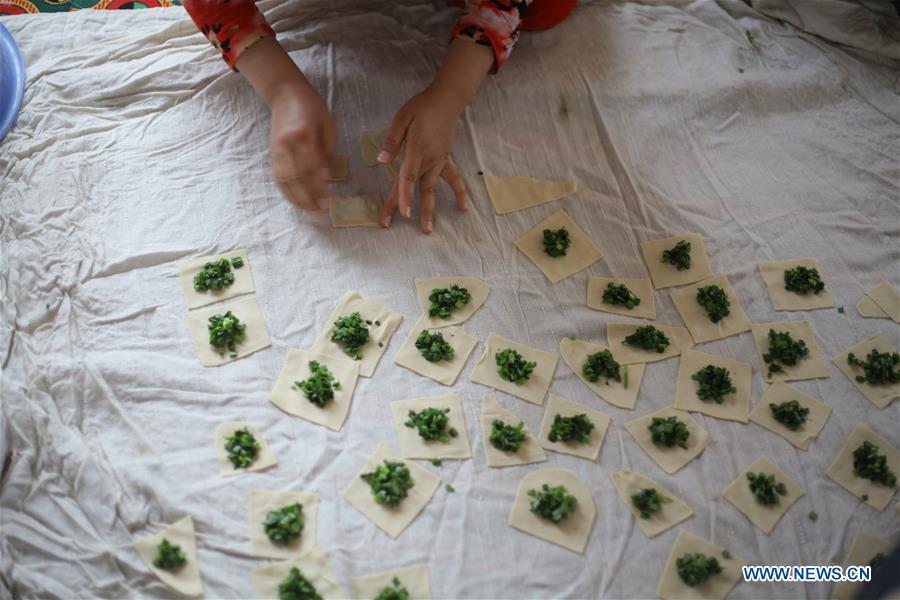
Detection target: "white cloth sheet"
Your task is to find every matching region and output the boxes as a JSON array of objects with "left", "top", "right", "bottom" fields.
[{"left": 1, "top": 0, "right": 898, "bottom": 597}]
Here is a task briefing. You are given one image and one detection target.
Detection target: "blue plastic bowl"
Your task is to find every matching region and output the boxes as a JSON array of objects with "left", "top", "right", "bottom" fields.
[{"left": 0, "top": 22, "right": 25, "bottom": 143}]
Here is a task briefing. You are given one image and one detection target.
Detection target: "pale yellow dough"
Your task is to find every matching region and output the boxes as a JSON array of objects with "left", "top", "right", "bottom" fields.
[
  {"left": 327, "top": 153, "right": 348, "bottom": 182},
  {"left": 722, "top": 456, "right": 804, "bottom": 534},
  {"left": 247, "top": 489, "right": 319, "bottom": 559},
  {"left": 866, "top": 280, "right": 900, "bottom": 322},
  {"left": 750, "top": 320, "right": 829, "bottom": 383},
  {"left": 214, "top": 420, "right": 276, "bottom": 476},
  {"left": 341, "top": 444, "right": 440, "bottom": 539},
  {"left": 624, "top": 406, "right": 708, "bottom": 475},
  {"left": 586, "top": 276, "right": 656, "bottom": 320},
  {"left": 184, "top": 295, "right": 271, "bottom": 367},
  {"left": 508, "top": 468, "right": 596, "bottom": 554},
  {"left": 657, "top": 531, "right": 746, "bottom": 600},
  {"left": 351, "top": 564, "right": 431, "bottom": 600},
  {"left": 469, "top": 333, "right": 558, "bottom": 405},
  {"left": 749, "top": 382, "right": 832, "bottom": 450},
  {"left": 514, "top": 209, "right": 603, "bottom": 283},
  {"left": 610, "top": 470, "right": 693, "bottom": 538},
  {"left": 857, "top": 295, "right": 890, "bottom": 319},
  {"left": 673, "top": 349, "right": 752, "bottom": 423},
  {"left": 607, "top": 322, "right": 694, "bottom": 364},
  {"left": 832, "top": 333, "right": 899, "bottom": 408},
  {"left": 558, "top": 338, "right": 645, "bottom": 409},
  {"left": 640, "top": 234, "right": 713, "bottom": 289},
  {"left": 482, "top": 173, "right": 577, "bottom": 215},
  {"left": 480, "top": 395, "right": 547, "bottom": 468},
  {"left": 250, "top": 548, "right": 344, "bottom": 600},
  {"left": 670, "top": 275, "right": 752, "bottom": 343},
  {"left": 758, "top": 258, "right": 833, "bottom": 311},
  {"left": 329, "top": 195, "right": 382, "bottom": 228},
  {"left": 177, "top": 249, "right": 255, "bottom": 310},
  {"left": 133, "top": 516, "right": 203, "bottom": 597},
  {"left": 390, "top": 395, "right": 472, "bottom": 460},
  {"left": 826, "top": 423, "right": 899, "bottom": 511},
  {"left": 310, "top": 291, "right": 403, "bottom": 377},
  {"left": 834, "top": 532, "right": 895, "bottom": 600},
  {"left": 393, "top": 318, "right": 478, "bottom": 386},
  {"left": 537, "top": 393, "right": 611, "bottom": 462},
  {"left": 414, "top": 276, "right": 490, "bottom": 329}
]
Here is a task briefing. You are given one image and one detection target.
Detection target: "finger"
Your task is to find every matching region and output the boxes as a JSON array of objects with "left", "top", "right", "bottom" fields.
[
  {"left": 380, "top": 180, "right": 400, "bottom": 228},
  {"left": 441, "top": 159, "right": 469, "bottom": 211},
  {"left": 397, "top": 154, "right": 422, "bottom": 219},
  {"left": 276, "top": 177, "right": 323, "bottom": 219},
  {"left": 419, "top": 167, "right": 441, "bottom": 234},
  {"left": 378, "top": 109, "right": 411, "bottom": 164}
]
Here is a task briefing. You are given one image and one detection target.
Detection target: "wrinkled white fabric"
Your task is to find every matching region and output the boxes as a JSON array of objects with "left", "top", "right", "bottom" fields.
[{"left": 1, "top": 1, "right": 898, "bottom": 598}]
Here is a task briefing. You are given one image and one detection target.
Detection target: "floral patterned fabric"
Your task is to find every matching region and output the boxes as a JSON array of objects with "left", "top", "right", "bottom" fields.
[{"left": 0, "top": 0, "right": 180, "bottom": 16}]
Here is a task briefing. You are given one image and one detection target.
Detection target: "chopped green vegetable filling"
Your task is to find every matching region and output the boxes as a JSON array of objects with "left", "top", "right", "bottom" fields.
[
  {"left": 361, "top": 460, "right": 415, "bottom": 507},
  {"left": 722, "top": 550, "right": 732, "bottom": 559},
  {"left": 852, "top": 441, "right": 897, "bottom": 488},
  {"left": 661, "top": 240, "right": 692, "bottom": 271},
  {"left": 649, "top": 416, "right": 690, "bottom": 449},
  {"left": 293, "top": 361, "right": 341, "bottom": 407},
  {"left": 528, "top": 484, "right": 577, "bottom": 523},
  {"left": 696, "top": 285, "right": 731, "bottom": 323},
  {"left": 490, "top": 419, "right": 527, "bottom": 453},
  {"left": 747, "top": 471, "right": 788, "bottom": 505},
  {"left": 224, "top": 427, "right": 260, "bottom": 469},
  {"left": 582, "top": 349, "right": 621, "bottom": 384},
  {"left": 278, "top": 567, "right": 322, "bottom": 600},
  {"left": 603, "top": 282, "right": 641, "bottom": 309},
  {"left": 231, "top": 256, "right": 244, "bottom": 269},
  {"left": 623, "top": 325, "right": 671, "bottom": 353},
  {"left": 783, "top": 266, "right": 825, "bottom": 295},
  {"left": 193, "top": 258, "right": 235, "bottom": 291},
  {"left": 769, "top": 400, "right": 809, "bottom": 431},
  {"left": 208, "top": 310, "right": 246, "bottom": 358},
  {"left": 445, "top": 484, "right": 455, "bottom": 493},
  {"left": 431, "top": 458, "right": 443, "bottom": 466},
  {"left": 330, "top": 312, "right": 369, "bottom": 360},
  {"left": 677, "top": 553, "right": 722, "bottom": 587},
  {"left": 496, "top": 348, "right": 537, "bottom": 384},
  {"left": 547, "top": 413, "right": 594, "bottom": 444},
  {"left": 630, "top": 488, "right": 671, "bottom": 519},
  {"left": 415, "top": 330, "right": 454, "bottom": 362},
  {"left": 404, "top": 407, "right": 458, "bottom": 442},
  {"left": 808, "top": 511, "right": 818, "bottom": 521},
  {"left": 428, "top": 285, "right": 472, "bottom": 319},
  {"left": 762, "top": 329, "right": 809, "bottom": 378},
  {"left": 542, "top": 227, "right": 572, "bottom": 257},
  {"left": 691, "top": 364, "right": 736, "bottom": 404},
  {"left": 374, "top": 577, "right": 410, "bottom": 600},
  {"left": 152, "top": 538, "right": 186, "bottom": 570},
  {"left": 264, "top": 502, "right": 304, "bottom": 544},
  {"left": 847, "top": 349, "right": 900, "bottom": 385}
]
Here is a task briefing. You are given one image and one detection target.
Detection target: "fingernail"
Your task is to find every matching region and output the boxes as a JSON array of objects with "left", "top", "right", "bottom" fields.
[
  {"left": 424, "top": 220, "right": 432, "bottom": 234},
  {"left": 383, "top": 215, "right": 392, "bottom": 228},
  {"left": 403, "top": 207, "right": 412, "bottom": 218},
  {"left": 377, "top": 151, "right": 392, "bottom": 163}
]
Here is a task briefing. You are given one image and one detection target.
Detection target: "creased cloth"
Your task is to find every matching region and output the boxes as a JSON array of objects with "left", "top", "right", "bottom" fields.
[{"left": 1, "top": 0, "right": 898, "bottom": 598}]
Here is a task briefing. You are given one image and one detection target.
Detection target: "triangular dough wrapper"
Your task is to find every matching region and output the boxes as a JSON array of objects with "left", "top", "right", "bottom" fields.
[
  {"left": 834, "top": 532, "right": 894, "bottom": 600},
  {"left": 214, "top": 421, "right": 277, "bottom": 475},
  {"left": 722, "top": 456, "right": 804, "bottom": 534},
  {"left": 749, "top": 382, "right": 831, "bottom": 450},
  {"left": 393, "top": 319, "right": 479, "bottom": 386},
  {"left": 184, "top": 295, "right": 271, "bottom": 367},
  {"left": 251, "top": 548, "right": 344, "bottom": 600},
  {"left": 758, "top": 258, "right": 833, "bottom": 311},
  {"left": 826, "top": 424, "right": 899, "bottom": 511},
  {"left": 610, "top": 470, "right": 693, "bottom": 538},
  {"left": 351, "top": 564, "right": 431, "bottom": 600},
  {"left": 133, "top": 516, "right": 203, "bottom": 597},
  {"left": 537, "top": 393, "right": 611, "bottom": 462},
  {"left": 586, "top": 276, "right": 656, "bottom": 320},
  {"left": 390, "top": 395, "right": 472, "bottom": 460},
  {"left": 750, "top": 320, "right": 829, "bottom": 383},
  {"left": 657, "top": 531, "right": 746, "bottom": 600},
  {"left": 248, "top": 489, "right": 319, "bottom": 559},
  {"left": 177, "top": 248, "right": 255, "bottom": 310},
  {"left": 480, "top": 395, "right": 546, "bottom": 467},
  {"left": 832, "top": 333, "right": 900, "bottom": 408},
  {"left": 414, "top": 276, "right": 490, "bottom": 329},
  {"left": 640, "top": 234, "right": 713, "bottom": 289},
  {"left": 469, "top": 332, "right": 558, "bottom": 405},
  {"left": 508, "top": 468, "right": 596, "bottom": 554},
  {"left": 514, "top": 208, "right": 603, "bottom": 283},
  {"left": 857, "top": 295, "right": 890, "bottom": 319},
  {"left": 559, "top": 338, "right": 645, "bottom": 409},
  {"left": 670, "top": 275, "right": 752, "bottom": 343},
  {"left": 483, "top": 173, "right": 576, "bottom": 214},
  {"left": 327, "top": 153, "right": 348, "bottom": 182},
  {"left": 330, "top": 195, "right": 381, "bottom": 228},
  {"left": 607, "top": 322, "right": 694, "bottom": 364},
  {"left": 624, "top": 406, "right": 708, "bottom": 475},
  {"left": 866, "top": 280, "right": 900, "bottom": 322},
  {"left": 673, "top": 349, "right": 752, "bottom": 423}
]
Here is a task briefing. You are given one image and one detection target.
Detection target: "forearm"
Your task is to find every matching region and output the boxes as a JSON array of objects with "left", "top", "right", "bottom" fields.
[
  {"left": 428, "top": 38, "right": 494, "bottom": 112},
  {"left": 236, "top": 37, "right": 315, "bottom": 108}
]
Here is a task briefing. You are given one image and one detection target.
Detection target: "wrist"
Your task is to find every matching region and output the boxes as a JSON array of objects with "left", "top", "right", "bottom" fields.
[{"left": 237, "top": 37, "right": 314, "bottom": 108}]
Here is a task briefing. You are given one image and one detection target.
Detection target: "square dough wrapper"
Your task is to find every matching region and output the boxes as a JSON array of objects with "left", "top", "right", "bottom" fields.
[
  {"left": 269, "top": 348, "right": 361, "bottom": 431},
  {"left": 832, "top": 333, "right": 900, "bottom": 409},
  {"left": 508, "top": 468, "right": 596, "bottom": 554},
  {"left": 350, "top": 564, "right": 431, "bottom": 600},
  {"left": 177, "top": 249, "right": 255, "bottom": 310},
  {"left": 248, "top": 489, "right": 319, "bottom": 559},
  {"left": 670, "top": 275, "right": 752, "bottom": 343},
  {"left": 758, "top": 258, "right": 834, "bottom": 311},
  {"left": 390, "top": 395, "right": 472, "bottom": 460},
  {"left": 250, "top": 548, "right": 344, "bottom": 600},
  {"left": 750, "top": 320, "right": 829, "bottom": 383},
  {"left": 133, "top": 516, "right": 203, "bottom": 597},
  {"left": 341, "top": 444, "right": 440, "bottom": 539},
  {"left": 834, "top": 532, "right": 895, "bottom": 600},
  {"left": 327, "top": 153, "right": 348, "bottom": 182},
  {"left": 414, "top": 276, "right": 490, "bottom": 329},
  {"left": 329, "top": 195, "right": 382, "bottom": 228},
  {"left": 184, "top": 295, "right": 272, "bottom": 367},
  {"left": 866, "top": 280, "right": 900, "bottom": 322},
  {"left": 537, "top": 393, "right": 611, "bottom": 462},
  {"left": 559, "top": 338, "right": 645, "bottom": 409},
  {"left": 393, "top": 319, "right": 478, "bottom": 386},
  {"left": 610, "top": 470, "right": 693, "bottom": 538},
  {"left": 310, "top": 291, "right": 403, "bottom": 377},
  {"left": 469, "top": 333, "right": 558, "bottom": 405},
  {"left": 826, "top": 423, "right": 899, "bottom": 511},
  {"left": 640, "top": 234, "right": 713, "bottom": 289},
  {"left": 657, "top": 530, "right": 746, "bottom": 600},
  {"left": 514, "top": 208, "right": 603, "bottom": 283},
  {"left": 607, "top": 322, "right": 695, "bottom": 364},
  {"left": 673, "top": 349, "right": 752, "bottom": 423},
  {"left": 214, "top": 420, "right": 277, "bottom": 475},
  {"left": 857, "top": 295, "right": 890, "bottom": 319},
  {"left": 721, "top": 455, "right": 804, "bottom": 534},
  {"left": 749, "top": 382, "right": 832, "bottom": 450},
  {"left": 586, "top": 276, "right": 656, "bottom": 320},
  {"left": 483, "top": 173, "right": 577, "bottom": 215},
  {"left": 480, "top": 394, "right": 547, "bottom": 468},
  {"left": 624, "top": 406, "right": 708, "bottom": 475}
]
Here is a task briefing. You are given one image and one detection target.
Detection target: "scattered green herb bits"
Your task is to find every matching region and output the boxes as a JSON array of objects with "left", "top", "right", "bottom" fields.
[
  {"left": 852, "top": 441, "right": 897, "bottom": 487},
  {"left": 847, "top": 349, "right": 900, "bottom": 385},
  {"left": 428, "top": 285, "right": 471, "bottom": 319},
  {"left": 769, "top": 400, "right": 809, "bottom": 431},
  {"left": 293, "top": 361, "right": 341, "bottom": 407},
  {"left": 496, "top": 348, "right": 537, "bottom": 384},
  {"left": 676, "top": 553, "right": 722, "bottom": 587},
  {"left": 207, "top": 310, "right": 246, "bottom": 358},
  {"left": 193, "top": 258, "right": 235, "bottom": 291},
  {"left": 783, "top": 266, "right": 825, "bottom": 295},
  {"left": 528, "top": 484, "right": 577, "bottom": 523},
  {"left": 330, "top": 312, "right": 369, "bottom": 360},
  {"left": 623, "top": 325, "right": 671, "bottom": 353},
  {"left": 224, "top": 427, "right": 260, "bottom": 469},
  {"left": 264, "top": 502, "right": 304, "bottom": 544},
  {"left": 649, "top": 416, "right": 690, "bottom": 449},
  {"left": 490, "top": 419, "right": 527, "bottom": 453},
  {"left": 415, "top": 330, "right": 454, "bottom": 362},
  {"left": 582, "top": 349, "right": 621, "bottom": 384},
  {"left": 661, "top": 240, "right": 692, "bottom": 271},
  {"left": 603, "top": 282, "right": 641, "bottom": 309},
  {"left": 696, "top": 284, "right": 730, "bottom": 323},
  {"left": 278, "top": 566, "right": 322, "bottom": 600},
  {"left": 361, "top": 460, "right": 415, "bottom": 507},
  {"left": 630, "top": 488, "right": 670, "bottom": 519},
  {"left": 762, "top": 329, "right": 809, "bottom": 377},
  {"left": 548, "top": 413, "right": 594, "bottom": 444},
  {"left": 542, "top": 227, "right": 572, "bottom": 257},
  {"left": 746, "top": 471, "right": 787, "bottom": 505},
  {"left": 152, "top": 538, "right": 186, "bottom": 570},
  {"left": 691, "top": 365, "right": 736, "bottom": 404},
  {"left": 374, "top": 577, "right": 410, "bottom": 600}
]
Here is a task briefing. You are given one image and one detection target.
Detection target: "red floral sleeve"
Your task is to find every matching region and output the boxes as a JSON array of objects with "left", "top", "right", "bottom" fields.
[
  {"left": 182, "top": 0, "right": 274, "bottom": 71},
  {"left": 451, "top": 0, "right": 577, "bottom": 71}
]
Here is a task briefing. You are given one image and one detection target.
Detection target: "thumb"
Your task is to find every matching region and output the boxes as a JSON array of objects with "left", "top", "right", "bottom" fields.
[{"left": 378, "top": 110, "right": 411, "bottom": 164}]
